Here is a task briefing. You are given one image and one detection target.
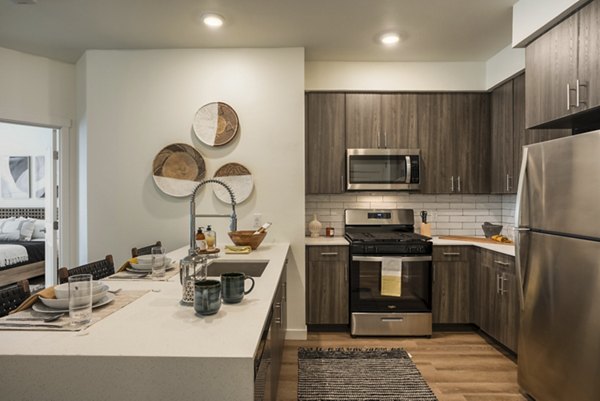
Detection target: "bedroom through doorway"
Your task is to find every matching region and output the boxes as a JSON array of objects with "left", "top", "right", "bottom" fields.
[{"left": 0, "top": 121, "right": 60, "bottom": 290}]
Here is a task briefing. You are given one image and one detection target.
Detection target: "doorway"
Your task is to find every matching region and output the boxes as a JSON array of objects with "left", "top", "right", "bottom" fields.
[{"left": 0, "top": 121, "right": 65, "bottom": 287}]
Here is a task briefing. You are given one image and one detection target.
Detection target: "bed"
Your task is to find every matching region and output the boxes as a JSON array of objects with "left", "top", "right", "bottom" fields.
[{"left": 0, "top": 208, "right": 46, "bottom": 288}]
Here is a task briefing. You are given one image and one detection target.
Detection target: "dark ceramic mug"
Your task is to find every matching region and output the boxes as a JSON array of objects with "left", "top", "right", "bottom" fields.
[
  {"left": 194, "top": 279, "right": 222, "bottom": 315},
  {"left": 221, "top": 272, "right": 255, "bottom": 304}
]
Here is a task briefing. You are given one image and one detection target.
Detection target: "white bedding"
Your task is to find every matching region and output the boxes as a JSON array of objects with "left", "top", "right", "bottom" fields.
[{"left": 0, "top": 244, "right": 28, "bottom": 268}]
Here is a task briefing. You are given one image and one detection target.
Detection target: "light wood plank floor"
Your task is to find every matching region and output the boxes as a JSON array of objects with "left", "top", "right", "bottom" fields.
[{"left": 278, "top": 331, "right": 527, "bottom": 401}]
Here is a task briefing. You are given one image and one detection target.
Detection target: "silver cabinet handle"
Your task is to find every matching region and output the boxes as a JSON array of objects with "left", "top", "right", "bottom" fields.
[
  {"left": 377, "top": 131, "right": 381, "bottom": 148},
  {"left": 494, "top": 260, "right": 510, "bottom": 266},
  {"left": 457, "top": 176, "right": 461, "bottom": 192},
  {"left": 341, "top": 175, "right": 345, "bottom": 191},
  {"left": 577, "top": 79, "right": 588, "bottom": 107},
  {"left": 506, "top": 174, "right": 510, "bottom": 192},
  {"left": 384, "top": 131, "right": 388, "bottom": 148},
  {"left": 501, "top": 274, "right": 508, "bottom": 294},
  {"left": 496, "top": 273, "right": 501, "bottom": 294},
  {"left": 451, "top": 176, "right": 455, "bottom": 192},
  {"left": 567, "top": 83, "right": 571, "bottom": 110},
  {"left": 443, "top": 252, "right": 461, "bottom": 256},
  {"left": 282, "top": 281, "right": 286, "bottom": 302},
  {"left": 320, "top": 252, "right": 339, "bottom": 256}
]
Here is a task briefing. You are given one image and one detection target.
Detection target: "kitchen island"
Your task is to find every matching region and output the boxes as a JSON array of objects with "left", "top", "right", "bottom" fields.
[{"left": 0, "top": 242, "right": 289, "bottom": 401}]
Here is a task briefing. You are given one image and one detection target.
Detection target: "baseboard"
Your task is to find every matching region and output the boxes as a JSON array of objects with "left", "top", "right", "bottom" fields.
[{"left": 285, "top": 328, "right": 307, "bottom": 340}]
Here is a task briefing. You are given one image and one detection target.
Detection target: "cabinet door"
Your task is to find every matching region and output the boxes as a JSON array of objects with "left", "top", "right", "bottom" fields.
[
  {"left": 270, "top": 276, "right": 285, "bottom": 399},
  {"left": 381, "top": 94, "right": 419, "bottom": 149},
  {"left": 432, "top": 246, "right": 471, "bottom": 324},
  {"left": 345, "top": 94, "right": 381, "bottom": 148},
  {"left": 470, "top": 248, "right": 482, "bottom": 327},
  {"left": 478, "top": 250, "right": 500, "bottom": 338},
  {"left": 418, "top": 94, "right": 453, "bottom": 193},
  {"left": 306, "top": 93, "right": 346, "bottom": 194},
  {"left": 525, "top": 12, "right": 579, "bottom": 128},
  {"left": 306, "top": 246, "right": 349, "bottom": 325},
  {"left": 491, "top": 80, "right": 515, "bottom": 194},
  {"left": 499, "top": 268, "right": 520, "bottom": 353},
  {"left": 513, "top": 74, "right": 571, "bottom": 186},
  {"left": 578, "top": 0, "right": 600, "bottom": 111}
]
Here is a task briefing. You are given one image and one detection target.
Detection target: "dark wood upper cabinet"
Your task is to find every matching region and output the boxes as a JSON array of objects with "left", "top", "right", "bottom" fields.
[
  {"left": 419, "top": 93, "right": 490, "bottom": 194},
  {"left": 491, "top": 80, "right": 515, "bottom": 193},
  {"left": 526, "top": 0, "right": 600, "bottom": 128},
  {"left": 345, "top": 94, "right": 381, "bottom": 148},
  {"left": 305, "top": 93, "right": 346, "bottom": 194},
  {"left": 381, "top": 94, "right": 419, "bottom": 148},
  {"left": 346, "top": 94, "right": 419, "bottom": 149}
]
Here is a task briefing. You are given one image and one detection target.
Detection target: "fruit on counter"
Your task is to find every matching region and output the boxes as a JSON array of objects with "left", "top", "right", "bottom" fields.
[{"left": 491, "top": 234, "right": 512, "bottom": 243}]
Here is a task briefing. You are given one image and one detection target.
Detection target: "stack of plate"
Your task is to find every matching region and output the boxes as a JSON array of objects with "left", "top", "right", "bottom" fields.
[
  {"left": 127, "top": 255, "right": 173, "bottom": 273},
  {"left": 33, "top": 282, "right": 114, "bottom": 313}
]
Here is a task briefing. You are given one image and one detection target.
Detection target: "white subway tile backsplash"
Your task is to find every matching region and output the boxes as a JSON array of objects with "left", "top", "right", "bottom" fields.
[{"left": 305, "top": 192, "right": 517, "bottom": 237}]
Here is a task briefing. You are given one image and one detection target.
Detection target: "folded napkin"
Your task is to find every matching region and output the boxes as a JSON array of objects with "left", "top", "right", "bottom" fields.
[
  {"left": 10, "top": 286, "right": 56, "bottom": 314},
  {"left": 380, "top": 257, "right": 402, "bottom": 297},
  {"left": 117, "top": 258, "right": 137, "bottom": 273},
  {"left": 224, "top": 245, "right": 252, "bottom": 254}
]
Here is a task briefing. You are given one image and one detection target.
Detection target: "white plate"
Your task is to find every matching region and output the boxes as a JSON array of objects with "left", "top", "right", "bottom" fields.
[
  {"left": 37, "top": 290, "right": 110, "bottom": 310},
  {"left": 131, "top": 257, "right": 171, "bottom": 269},
  {"left": 54, "top": 282, "right": 108, "bottom": 300},
  {"left": 32, "top": 293, "right": 115, "bottom": 314}
]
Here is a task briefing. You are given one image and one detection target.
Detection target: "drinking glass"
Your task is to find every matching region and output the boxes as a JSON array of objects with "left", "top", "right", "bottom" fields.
[
  {"left": 151, "top": 245, "right": 166, "bottom": 280},
  {"left": 69, "top": 274, "right": 93, "bottom": 326}
]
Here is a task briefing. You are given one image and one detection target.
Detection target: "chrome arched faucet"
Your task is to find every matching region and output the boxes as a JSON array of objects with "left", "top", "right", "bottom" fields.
[{"left": 188, "top": 179, "right": 237, "bottom": 255}]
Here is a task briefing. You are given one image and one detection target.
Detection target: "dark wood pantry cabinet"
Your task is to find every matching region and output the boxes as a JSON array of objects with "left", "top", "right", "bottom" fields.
[
  {"left": 525, "top": 0, "right": 600, "bottom": 128},
  {"left": 305, "top": 246, "right": 349, "bottom": 326},
  {"left": 305, "top": 93, "right": 346, "bottom": 194}
]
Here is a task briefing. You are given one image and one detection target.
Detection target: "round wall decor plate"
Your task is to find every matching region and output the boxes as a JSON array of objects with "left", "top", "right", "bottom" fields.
[
  {"left": 152, "top": 143, "right": 206, "bottom": 197},
  {"left": 213, "top": 163, "right": 253, "bottom": 204},
  {"left": 193, "top": 102, "right": 239, "bottom": 147}
]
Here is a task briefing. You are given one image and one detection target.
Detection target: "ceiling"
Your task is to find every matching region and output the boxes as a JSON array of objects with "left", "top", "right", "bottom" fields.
[{"left": 0, "top": 0, "right": 518, "bottom": 64}]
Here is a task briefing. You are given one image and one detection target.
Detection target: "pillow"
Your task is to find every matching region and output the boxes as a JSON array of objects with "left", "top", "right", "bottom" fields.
[
  {"left": 0, "top": 232, "right": 20, "bottom": 241},
  {"left": 19, "top": 219, "right": 35, "bottom": 241},
  {"left": 32, "top": 219, "right": 46, "bottom": 240},
  {"left": 1, "top": 217, "right": 20, "bottom": 234}
]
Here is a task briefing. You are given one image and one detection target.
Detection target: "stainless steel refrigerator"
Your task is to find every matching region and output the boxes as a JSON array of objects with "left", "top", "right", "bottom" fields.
[{"left": 515, "top": 130, "right": 600, "bottom": 401}]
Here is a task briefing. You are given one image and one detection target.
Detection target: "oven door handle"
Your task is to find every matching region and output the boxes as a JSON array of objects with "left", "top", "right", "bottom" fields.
[{"left": 351, "top": 256, "right": 432, "bottom": 263}]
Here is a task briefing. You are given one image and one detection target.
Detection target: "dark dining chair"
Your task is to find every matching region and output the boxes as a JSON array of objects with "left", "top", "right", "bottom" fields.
[
  {"left": 131, "top": 241, "right": 162, "bottom": 258},
  {"left": 58, "top": 255, "right": 115, "bottom": 284},
  {"left": 0, "top": 280, "right": 31, "bottom": 317}
]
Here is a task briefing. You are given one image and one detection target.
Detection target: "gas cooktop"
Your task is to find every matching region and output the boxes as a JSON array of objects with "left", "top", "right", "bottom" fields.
[{"left": 345, "top": 231, "right": 430, "bottom": 243}]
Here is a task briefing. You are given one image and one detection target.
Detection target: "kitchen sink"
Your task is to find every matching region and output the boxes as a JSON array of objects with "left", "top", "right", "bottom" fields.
[{"left": 206, "top": 260, "right": 269, "bottom": 277}]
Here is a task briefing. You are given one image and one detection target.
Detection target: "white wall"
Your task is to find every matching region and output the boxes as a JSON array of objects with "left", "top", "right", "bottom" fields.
[
  {"left": 305, "top": 61, "right": 487, "bottom": 91},
  {"left": 77, "top": 48, "right": 307, "bottom": 337},
  {"left": 485, "top": 45, "right": 525, "bottom": 89},
  {"left": 513, "top": 0, "right": 588, "bottom": 47},
  {"left": 0, "top": 122, "right": 52, "bottom": 207}
]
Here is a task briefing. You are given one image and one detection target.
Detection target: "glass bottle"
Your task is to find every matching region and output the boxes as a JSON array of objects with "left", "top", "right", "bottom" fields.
[
  {"left": 205, "top": 225, "right": 216, "bottom": 250},
  {"left": 195, "top": 227, "right": 207, "bottom": 251}
]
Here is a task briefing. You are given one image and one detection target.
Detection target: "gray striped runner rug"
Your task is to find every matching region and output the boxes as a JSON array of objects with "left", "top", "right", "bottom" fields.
[{"left": 298, "top": 348, "right": 438, "bottom": 401}]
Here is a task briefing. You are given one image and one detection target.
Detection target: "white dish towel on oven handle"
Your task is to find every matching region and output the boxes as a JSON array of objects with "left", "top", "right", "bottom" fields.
[{"left": 381, "top": 257, "right": 402, "bottom": 297}]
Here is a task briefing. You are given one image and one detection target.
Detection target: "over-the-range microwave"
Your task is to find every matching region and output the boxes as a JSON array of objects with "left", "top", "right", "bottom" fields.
[{"left": 346, "top": 148, "right": 420, "bottom": 191}]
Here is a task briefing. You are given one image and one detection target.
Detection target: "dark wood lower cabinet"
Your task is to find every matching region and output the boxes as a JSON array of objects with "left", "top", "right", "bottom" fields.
[
  {"left": 433, "top": 246, "right": 520, "bottom": 353},
  {"left": 305, "top": 246, "right": 349, "bottom": 325},
  {"left": 432, "top": 246, "right": 472, "bottom": 324}
]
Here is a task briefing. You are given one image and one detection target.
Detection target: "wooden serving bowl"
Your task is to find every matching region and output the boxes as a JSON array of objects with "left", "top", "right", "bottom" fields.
[{"left": 228, "top": 230, "right": 267, "bottom": 250}]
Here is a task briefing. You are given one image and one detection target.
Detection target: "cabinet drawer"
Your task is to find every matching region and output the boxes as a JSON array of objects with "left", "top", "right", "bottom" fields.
[
  {"left": 433, "top": 246, "right": 470, "bottom": 262},
  {"left": 307, "top": 246, "right": 349, "bottom": 263},
  {"left": 489, "top": 252, "right": 515, "bottom": 274}
]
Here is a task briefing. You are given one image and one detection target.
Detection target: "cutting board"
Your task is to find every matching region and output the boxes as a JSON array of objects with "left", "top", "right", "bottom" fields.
[{"left": 438, "top": 235, "right": 513, "bottom": 245}]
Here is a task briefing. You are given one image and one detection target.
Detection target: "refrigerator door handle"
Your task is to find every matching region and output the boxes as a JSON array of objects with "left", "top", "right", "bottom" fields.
[{"left": 514, "top": 146, "right": 530, "bottom": 311}]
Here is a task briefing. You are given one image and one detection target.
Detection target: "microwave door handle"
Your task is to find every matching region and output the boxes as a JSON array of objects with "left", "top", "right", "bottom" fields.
[
  {"left": 352, "top": 256, "right": 432, "bottom": 263},
  {"left": 405, "top": 156, "right": 412, "bottom": 184}
]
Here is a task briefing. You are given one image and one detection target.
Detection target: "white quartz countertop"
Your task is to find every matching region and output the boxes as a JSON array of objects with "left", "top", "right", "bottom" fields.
[
  {"left": 305, "top": 236, "right": 349, "bottom": 246},
  {"left": 0, "top": 242, "right": 290, "bottom": 359},
  {"left": 432, "top": 237, "right": 515, "bottom": 256}
]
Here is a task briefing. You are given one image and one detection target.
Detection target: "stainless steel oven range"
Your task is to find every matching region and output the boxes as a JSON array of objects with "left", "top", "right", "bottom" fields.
[{"left": 345, "top": 209, "right": 432, "bottom": 336}]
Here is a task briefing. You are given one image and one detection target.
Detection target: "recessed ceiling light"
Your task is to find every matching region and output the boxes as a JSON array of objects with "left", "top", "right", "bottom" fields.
[
  {"left": 202, "top": 13, "right": 225, "bottom": 28},
  {"left": 379, "top": 33, "right": 400, "bottom": 45}
]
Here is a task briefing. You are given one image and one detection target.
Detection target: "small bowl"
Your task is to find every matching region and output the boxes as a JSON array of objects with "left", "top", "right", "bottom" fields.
[
  {"left": 482, "top": 223, "right": 503, "bottom": 238},
  {"left": 54, "top": 282, "right": 108, "bottom": 299},
  {"left": 134, "top": 255, "right": 155, "bottom": 264},
  {"left": 228, "top": 230, "right": 267, "bottom": 250}
]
